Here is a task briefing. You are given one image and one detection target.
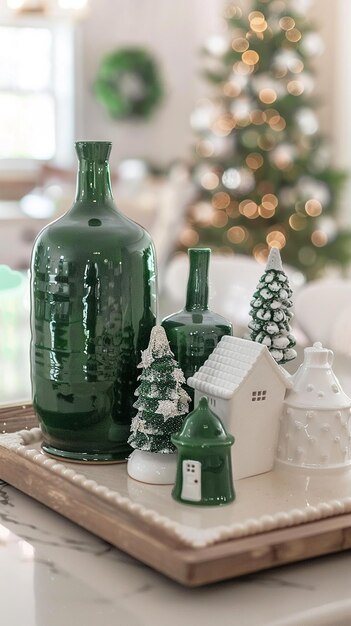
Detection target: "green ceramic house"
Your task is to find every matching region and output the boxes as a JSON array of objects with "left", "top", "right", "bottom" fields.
[{"left": 171, "top": 397, "right": 235, "bottom": 506}]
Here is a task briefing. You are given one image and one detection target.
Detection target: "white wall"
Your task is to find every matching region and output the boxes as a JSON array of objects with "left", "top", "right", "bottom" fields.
[
  {"left": 328, "top": 1, "right": 351, "bottom": 223},
  {"left": 77, "top": 0, "right": 224, "bottom": 167},
  {"left": 310, "top": 0, "right": 350, "bottom": 152},
  {"left": 309, "top": 0, "right": 351, "bottom": 223},
  {"left": 309, "top": 0, "right": 335, "bottom": 136}
]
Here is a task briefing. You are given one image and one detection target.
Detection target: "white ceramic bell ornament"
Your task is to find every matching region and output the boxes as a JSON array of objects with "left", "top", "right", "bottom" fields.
[{"left": 276, "top": 342, "right": 351, "bottom": 471}]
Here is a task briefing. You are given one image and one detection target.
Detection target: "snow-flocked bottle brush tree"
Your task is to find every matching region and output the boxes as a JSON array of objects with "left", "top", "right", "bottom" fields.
[
  {"left": 249, "top": 247, "right": 297, "bottom": 364},
  {"left": 127, "top": 325, "right": 191, "bottom": 484}
]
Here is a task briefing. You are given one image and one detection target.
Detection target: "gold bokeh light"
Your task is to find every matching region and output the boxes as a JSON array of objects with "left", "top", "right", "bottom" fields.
[
  {"left": 266, "top": 229, "right": 286, "bottom": 249},
  {"left": 180, "top": 228, "right": 199, "bottom": 247},
  {"left": 226, "top": 200, "right": 239, "bottom": 217},
  {"left": 232, "top": 38, "right": 249, "bottom": 53},
  {"left": 227, "top": 226, "right": 247, "bottom": 244},
  {"left": 249, "top": 11, "right": 265, "bottom": 20},
  {"left": 269, "top": 115, "right": 286, "bottom": 131},
  {"left": 224, "top": 4, "right": 241, "bottom": 18},
  {"left": 242, "top": 50, "right": 260, "bottom": 65},
  {"left": 264, "top": 108, "right": 279, "bottom": 120},
  {"left": 246, "top": 152, "right": 264, "bottom": 169},
  {"left": 262, "top": 193, "right": 278, "bottom": 210},
  {"left": 259, "top": 88, "right": 277, "bottom": 104},
  {"left": 212, "top": 191, "right": 231, "bottom": 210},
  {"left": 249, "top": 12, "right": 268, "bottom": 33},
  {"left": 291, "top": 59, "right": 304, "bottom": 74},
  {"left": 279, "top": 16, "right": 295, "bottom": 31},
  {"left": 201, "top": 172, "right": 219, "bottom": 190},
  {"left": 212, "top": 113, "right": 235, "bottom": 136},
  {"left": 305, "top": 199, "right": 322, "bottom": 217},
  {"left": 311, "top": 230, "right": 327, "bottom": 247},
  {"left": 286, "top": 29, "right": 302, "bottom": 43},
  {"left": 259, "top": 205, "right": 275, "bottom": 219},
  {"left": 233, "top": 61, "right": 254, "bottom": 75},
  {"left": 287, "top": 80, "right": 304, "bottom": 96},
  {"left": 211, "top": 211, "right": 229, "bottom": 228},
  {"left": 250, "top": 110, "right": 265, "bottom": 125},
  {"left": 239, "top": 200, "right": 259, "bottom": 219},
  {"left": 289, "top": 214, "right": 307, "bottom": 230},
  {"left": 253, "top": 243, "right": 269, "bottom": 263},
  {"left": 251, "top": 19, "right": 268, "bottom": 33}
]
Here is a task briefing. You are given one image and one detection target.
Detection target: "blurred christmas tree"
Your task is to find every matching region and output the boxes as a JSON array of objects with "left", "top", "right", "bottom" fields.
[{"left": 181, "top": 0, "right": 350, "bottom": 278}]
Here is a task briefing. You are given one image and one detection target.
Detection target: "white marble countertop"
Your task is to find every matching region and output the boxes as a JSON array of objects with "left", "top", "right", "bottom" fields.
[{"left": 1, "top": 478, "right": 351, "bottom": 626}]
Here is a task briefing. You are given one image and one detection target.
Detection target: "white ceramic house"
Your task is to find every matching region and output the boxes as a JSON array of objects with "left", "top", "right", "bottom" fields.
[
  {"left": 188, "top": 336, "right": 292, "bottom": 480},
  {"left": 276, "top": 342, "right": 351, "bottom": 471}
]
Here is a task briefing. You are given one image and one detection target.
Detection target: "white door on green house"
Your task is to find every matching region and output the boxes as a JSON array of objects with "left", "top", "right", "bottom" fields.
[{"left": 181, "top": 460, "right": 202, "bottom": 502}]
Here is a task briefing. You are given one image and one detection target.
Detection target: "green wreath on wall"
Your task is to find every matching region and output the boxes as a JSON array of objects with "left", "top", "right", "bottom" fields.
[{"left": 94, "top": 47, "right": 164, "bottom": 121}]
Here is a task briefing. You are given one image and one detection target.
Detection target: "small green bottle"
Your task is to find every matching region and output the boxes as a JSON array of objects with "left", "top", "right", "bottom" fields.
[{"left": 161, "top": 248, "right": 232, "bottom": 409}]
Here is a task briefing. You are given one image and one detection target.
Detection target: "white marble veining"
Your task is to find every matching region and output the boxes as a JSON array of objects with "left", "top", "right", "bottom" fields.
[{"left": 1, "top": 480, "right": 351, "bottom": 626}]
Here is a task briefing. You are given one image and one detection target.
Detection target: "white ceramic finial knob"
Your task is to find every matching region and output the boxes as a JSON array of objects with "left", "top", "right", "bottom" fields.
[
  {"left": 266, "top": 247, "right": 283, "bottom": 272},
  {"left": 304, "top": 342, "right": 333, "bottom": 367}
]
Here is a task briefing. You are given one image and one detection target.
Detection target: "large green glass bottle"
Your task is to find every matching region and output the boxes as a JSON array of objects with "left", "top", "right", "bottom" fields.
[
  {"left": 161, "top": 248, "right": 232, "bottom": 409},
  {"left": 30, "top": 141, "right": 157, "bottom": 462}
]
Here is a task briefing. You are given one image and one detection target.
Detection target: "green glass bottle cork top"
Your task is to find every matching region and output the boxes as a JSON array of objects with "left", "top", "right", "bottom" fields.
[{"left": 75, "top": 140, "right": 112, "bottom": 162}]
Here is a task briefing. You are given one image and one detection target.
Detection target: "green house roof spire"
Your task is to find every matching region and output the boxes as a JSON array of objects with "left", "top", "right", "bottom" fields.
[{"left": 172, "top": 397, "right": 234, "bottom": 449}]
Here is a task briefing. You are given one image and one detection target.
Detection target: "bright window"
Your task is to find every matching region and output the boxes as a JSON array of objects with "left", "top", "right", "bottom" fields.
[{"left": 0, "top": 20, "right": 74, "bottom": 165}]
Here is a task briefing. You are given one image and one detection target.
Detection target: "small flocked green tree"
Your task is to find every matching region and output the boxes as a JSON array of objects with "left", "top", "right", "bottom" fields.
[
  {"left": 128, "top": 326, "right": 191, "bottom": 454},
  {"left": 249, "top": 247, "right": 296, "bottom": 363}
]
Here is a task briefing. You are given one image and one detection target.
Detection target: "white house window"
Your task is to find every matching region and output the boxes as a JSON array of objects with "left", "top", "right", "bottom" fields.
[
  {"left": 0, "top": 19, "right": 74, "bottom": 166},
  {"left": 252, "top": 390, "right": 267, "bottom": 402}
]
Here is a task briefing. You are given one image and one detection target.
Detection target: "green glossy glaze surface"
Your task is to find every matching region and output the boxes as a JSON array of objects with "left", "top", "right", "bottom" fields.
[
  {"left": 30, "top": 141, "right": 157, "bottom": 462},
  {"left": 162, "top": 248, "right": 232, "bottom": 409},
  {"left": 172, "top": 397, "right": 235, "bottom": 506}
]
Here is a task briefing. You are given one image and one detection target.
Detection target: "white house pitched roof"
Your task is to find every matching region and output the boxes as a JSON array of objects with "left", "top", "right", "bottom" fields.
[{"left": 187, "top": 336, "right": 292, "bottom": 400}]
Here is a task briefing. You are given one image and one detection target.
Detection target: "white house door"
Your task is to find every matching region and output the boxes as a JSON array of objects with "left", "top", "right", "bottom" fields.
[{"left": 181, "top": 460, "right": 202, "bottom": 502}]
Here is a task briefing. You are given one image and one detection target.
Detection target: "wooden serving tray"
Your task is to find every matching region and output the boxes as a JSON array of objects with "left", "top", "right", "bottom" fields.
[{"left": 1, "top": 403, "right": 351, "bottom": 587}]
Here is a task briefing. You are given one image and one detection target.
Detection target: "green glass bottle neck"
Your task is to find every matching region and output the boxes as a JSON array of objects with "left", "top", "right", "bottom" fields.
[
  {"left": 185, "top": 249, "right": 210, "bottom": 311},
  {"left": 75, "top": 158, "right": 113, "bottom": 203}
]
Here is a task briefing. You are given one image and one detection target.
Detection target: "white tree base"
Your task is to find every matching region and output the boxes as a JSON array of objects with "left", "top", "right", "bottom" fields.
[{"left": 127, "top": 449, "right": 177, "bottom": 485}]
